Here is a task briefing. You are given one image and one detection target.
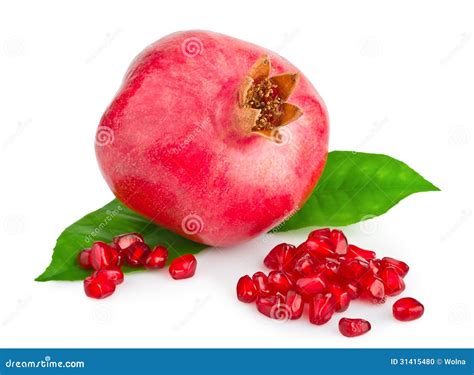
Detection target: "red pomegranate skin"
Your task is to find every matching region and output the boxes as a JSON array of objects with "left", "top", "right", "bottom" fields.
[{"left": 96, "top": 30, "right": 329, "bottom": 247}]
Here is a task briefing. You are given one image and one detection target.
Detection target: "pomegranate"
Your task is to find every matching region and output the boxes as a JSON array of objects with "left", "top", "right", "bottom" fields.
[{"left": 95, "top": 30, "right": 329, "bottom": 247}]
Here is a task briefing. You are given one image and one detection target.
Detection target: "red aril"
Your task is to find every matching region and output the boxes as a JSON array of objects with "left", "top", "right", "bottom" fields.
[
  {"left": 252, "top": 272, "right": 275, "bottom": 297},
  {"left": 339, "top": 258, "right": 370, "bottom": 280},
  {"left": 308, "top": 228, "right": 331, "bottom": 240},
  {"left": 236, "top": 275, "right": 258, "bottom": 303},
  {"left": 381, "top": 257, "right": 409, "bottom": 277},
  {"left": 380, "top": 266, "right": 406, "bottom": 296},
  {"left": 344, "top": 281, "right": 362, "bottom": 300},
  {"left": 309, "top": 293, "right": 336, "bottom": 325},
  {"left": 90, "top": 241, "right": 119, "bottom": 270},
  {"left": 360, "top": 273, "right": 386, "bottom": 304},
  {"left": 169, "top": 254, "right": 197, "bottom": 280},
  {"left": 145, "top": 245, "right": 168, "bottom": 269},
  {"left": 286, "top": 290, "right": 304, "bottom": 320},
  {"left": 83, "top": 274, "right": 116, "bottom": 299},
  {"left": 301, "top": 238, "right": 335, "bottom": 258},
  {"left": 368, "top": 259, "right": 381, "bottom": 274},
  {"left": 293, "top": 253, "right": 318, "bottom": 277},
  {"left": 95, "top": 267, "right": 124, "bottom": 285},
  {"left": 296, "top": 275, "right": 327, "bottom": 300},
  {"left": 125, "top": 242, "right": 150, "bottom": 267},
  {"left": 346, "top": 245, "right": 376, "bottom": 261},
  {"left": 77, "top": 249, "right": 92, "bottom": 269},
  {"left": 329, "top": 229, "right": 348, "bottom": 255},
  {"left": 393, "top": 297, "right": 424, "bottom": 321},
  {"left": 315, "top": 260, "right": 340, "bottom": 281},
  {"left": 339, "top": 318, "right": 371, "bottom": 337},
  {"left": 328, "top": 284, "right": 350, "bottom": 312},
  {"left": 256, "top": 293, "right": 287, "bottom": 320},
  {"left": 113, "top": 232, "right": 144, "bottom": 251},
  {"left": 267, "top": 271, "right": 293, "bottom": 295},
  {"left": 263, "top": 243, "right": 296, "bottom": 271}
]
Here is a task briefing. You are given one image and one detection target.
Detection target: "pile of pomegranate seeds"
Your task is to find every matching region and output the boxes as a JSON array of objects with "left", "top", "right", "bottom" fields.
[
  {"left": 77, "top": 233, "right": 197, "bottom": 299},
  {"left": 236, "top": 228, "right": 424, "bottom": 337}
]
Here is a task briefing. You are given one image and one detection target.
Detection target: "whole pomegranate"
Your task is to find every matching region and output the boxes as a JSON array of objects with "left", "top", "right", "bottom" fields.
[{"left": 96, "top": 30, "right": 329, "bottom": 247}]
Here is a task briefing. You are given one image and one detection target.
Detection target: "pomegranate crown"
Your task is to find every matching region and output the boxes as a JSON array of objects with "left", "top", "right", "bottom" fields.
[{"left": 238, "top": 55, "right": 303, "bottom": 141}]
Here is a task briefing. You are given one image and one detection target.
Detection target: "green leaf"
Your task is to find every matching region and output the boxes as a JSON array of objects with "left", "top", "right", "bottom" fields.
[
  {"left": 274, "top": 151, "right": 440, "bottom": 231},
  {"left": 36, "top": 200, "right": 207, "bottom": 281}
]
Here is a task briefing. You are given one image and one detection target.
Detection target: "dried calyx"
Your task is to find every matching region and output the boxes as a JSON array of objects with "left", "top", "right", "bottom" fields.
[{"left": 238, "top": 55, "right": 303, "bottom": 140}]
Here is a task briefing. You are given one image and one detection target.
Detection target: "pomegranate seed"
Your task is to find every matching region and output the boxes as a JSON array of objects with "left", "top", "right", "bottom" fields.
[
  {"left": 380, "top": 266, "right": 406, "bottom": 296},
  {"left": 339, "top": 258, "right": 370, "bottom": 279},
  {"left": 393, "top": 297, "right": 424, "bottom": 321},
  {"left": 252, "top": 271, "right": 275, "bottom": 297},
  {"left": 77, "top": 249, "right": 92, "bottom": 269},
  {"left": 113, "top": 232, "right": 144, "bottom": 250},
  {"left": 256, "top": 293, "right": 287, "bottom": 320},
  {"left": 344, "top": 281, "right": 362, "bottom": 299},
  {"left": 315, "top": 260, "right": 340, "bottom": 281},
  {"left": 263, "top": 243, "right": 296, "bottom": 271},
  {"left": 95, "top": 267, "right": 124, "bottom": 285},
  {"left": 360, "top": 273, "right": 385, "bottom": 304},
  {"left": 381, "top": 257, "right": 409, "bottom": 277},
  {"left": 368, "top": 259, "right": 381, "bottom": 274},
  {"left": 268, "top": 271, "right": 293, "bottom": 295},
  {"left": 125, "top": 242, "right": 150, "bottom": 267},
  {"left": 329, "top": 229, "right": 348, "bottom": 255},
  {"left": 309, "top": 293, "right": 336, "bottom": 325},
  {"left": 293, "top": 253, "right": 318, "bottom": 276},
  {"left": 301, "top": 238, "right": 335, "bottom": 258},
  {"left": 346, "top": 244, "right": 376, "bottom": 260},
  {"left": 83, "top": 275, "right": 116, "bottom": 299},
  {"left": 308, "top": 228, "right": 331, "bottom": 240},
  {"left": 339, "top": 318, "right": 371, "bottom": 337},
  {"left": 236, "top": 275, "right": 258, "bottom": 303},
  {"left": 328, "top": 284, "right": 350, "bottom": 312},
  {"left": 286, "top": 290, "right": 304, "bottom": 319},
  {"left": 169, "top": 254, "right": 197, "bottom": 280},
  {"left": 296, "top": 275, "right": 327, "bottom": 300},
  {"left": 144, "top": 245, "right": 168, "bottom": 269},
  {"left": 90, "top": 241, "right": 119, "bottom": 270}
]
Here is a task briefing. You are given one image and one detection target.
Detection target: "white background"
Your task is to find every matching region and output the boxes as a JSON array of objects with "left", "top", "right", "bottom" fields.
[{"left": 1, "top": 0, "right": 473, "bottom": 348}]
